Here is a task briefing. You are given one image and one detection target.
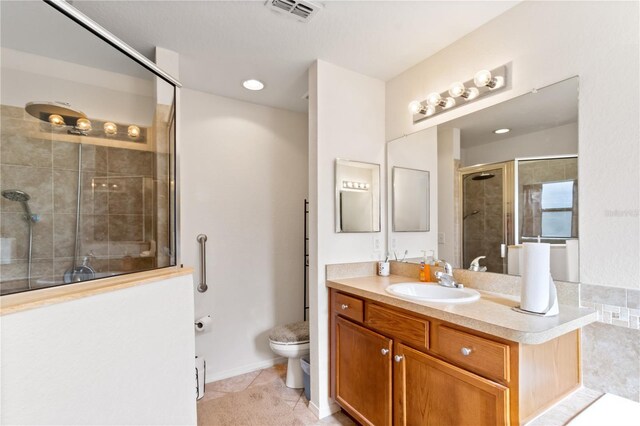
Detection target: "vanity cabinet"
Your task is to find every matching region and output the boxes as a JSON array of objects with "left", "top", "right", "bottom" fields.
[
  {"left": 329, "top": 289, "right": 581, "bottom": 426},
  {"left": 394, "top": 343, "right": 508, "bottom": 425},
  {"left": 335, "top": 317, "right": 393, "bottom": 426}
]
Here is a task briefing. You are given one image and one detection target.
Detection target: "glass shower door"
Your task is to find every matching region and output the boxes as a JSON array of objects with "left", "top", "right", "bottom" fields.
[{"left": 461, "top": 163, "right": 513, "bottom": 274}]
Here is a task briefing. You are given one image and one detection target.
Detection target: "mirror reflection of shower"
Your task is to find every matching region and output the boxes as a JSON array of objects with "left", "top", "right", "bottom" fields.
[
  {"left": 1, "top": 189, "right": 40, "bottom": 288},
  {"left": 463, "top": 210, "right": 480, "bottom": 220},
  {"left": 461, "top": 166, "right": 507, "bottom": 274}
]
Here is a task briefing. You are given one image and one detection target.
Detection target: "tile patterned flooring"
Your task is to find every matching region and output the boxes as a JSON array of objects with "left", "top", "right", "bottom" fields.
[{"left": 197, "top": 363, "right": 355, "bottom": 426}]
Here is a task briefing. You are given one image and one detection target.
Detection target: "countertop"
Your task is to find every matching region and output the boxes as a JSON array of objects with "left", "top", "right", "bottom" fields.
[{"left": 327, "top": 274, "right": 597, "bottom": 344}]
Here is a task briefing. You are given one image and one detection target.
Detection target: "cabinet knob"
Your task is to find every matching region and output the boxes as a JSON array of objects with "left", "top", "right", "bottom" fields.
[
  {"left": 380, "top": 348, "right": 389, "bottom": 356},
  {"left": 341, "top": 304, "right": 349, "bottom": 310},
  {"left": 460, "top": 347, "right": 472, "bottom": 356},
  {"left": 394, "top": 355, "right": 404, "bottom": 363}
]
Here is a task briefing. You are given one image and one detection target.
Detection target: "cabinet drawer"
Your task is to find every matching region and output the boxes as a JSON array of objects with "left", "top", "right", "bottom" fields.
[
  {"left": 433, "top": 325, "right": 510, "bottom": 383},
  {"left": 365, "top": 304, "right": 429, "bottom": 350},
  {"left": 334, "top": 292, "right": 364, "bottom": 323}
]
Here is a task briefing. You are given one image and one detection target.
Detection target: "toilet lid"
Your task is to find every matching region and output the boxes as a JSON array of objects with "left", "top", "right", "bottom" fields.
[{"left": 269, "top": 321, "right": 309, "bottom": 344}]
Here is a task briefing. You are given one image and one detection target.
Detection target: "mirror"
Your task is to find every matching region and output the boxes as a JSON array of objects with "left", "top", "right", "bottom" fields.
[
  {"left": 335, "top": 159, "right": 380, "bottom": 232},
  {"left": 392, "top": 167, "right": 430, "bottom": 232},
  {"left": 387, "top": 77, "right": 579, "bottom": 282}
]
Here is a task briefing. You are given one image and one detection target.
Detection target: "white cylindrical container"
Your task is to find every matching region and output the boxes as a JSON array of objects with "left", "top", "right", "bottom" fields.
[
  {"left": 521, "top": 242, "right": 551, "bottom": 313},
  {"left": 377, "top": 261, "right": 390, "bottom": 277}
]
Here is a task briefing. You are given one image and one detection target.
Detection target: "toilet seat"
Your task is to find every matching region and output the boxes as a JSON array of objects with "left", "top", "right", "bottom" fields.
[{"left": 268, "top": 321, "right": 309, "bottom": 345}]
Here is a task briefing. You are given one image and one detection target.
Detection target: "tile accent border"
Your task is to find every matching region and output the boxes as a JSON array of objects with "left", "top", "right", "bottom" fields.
[{"left": 580, "top": 284, "right": 640, "bottom": 329}]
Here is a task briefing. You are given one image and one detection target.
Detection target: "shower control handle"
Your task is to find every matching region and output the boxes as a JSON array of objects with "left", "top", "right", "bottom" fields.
[{"left": 197, "top": 234, "right": 208, "bottom": 293}]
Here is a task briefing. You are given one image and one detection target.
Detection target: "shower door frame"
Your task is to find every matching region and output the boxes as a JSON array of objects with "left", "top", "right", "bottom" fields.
[
  {"left": 457, "top": 161, "right": 515, "bottom": 273},
  {"left": 45, "top": 0, "right": 183, "bottom": 267}
]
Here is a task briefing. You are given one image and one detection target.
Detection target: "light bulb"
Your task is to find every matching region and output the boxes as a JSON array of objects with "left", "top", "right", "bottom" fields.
[
  {"left": 347, "top": 182, "right": 353, "bottom": 188},
  {"left": 128, "top": 125, "right": 140, "bottom": 138},
  {"left": 104, "top": 122, "right": 118, "bottom": 135},
  {"left": 242, "top": 79, "right": 264, "bottom": 91},
  {"left": 443, "top": 97, "right": 456, "bottom": 109},
  {"left": 474, "top": 70, "right": 492, "bottom": 87},
  {"left": 426, "top": 92, "right": 442, "bottom": 107},
  {"left": 492, "top": 76, "right": 505, "bottom": 89},
  {"left": 465, "top": 87, "right": 480, "bottom": 100},
  {"left": 408, "top": 100, "right": 425, "bottom": 115},
  {"left": 448, "top": 82, "right": 466, "bottom": 98},
  {"left": 48, "top": 114, "right": 65, "bottom": 127},
  {"left": 76, "top": 118, "right": 92, "bottom": 132},
  {"left": 425, "top": 105, "right": 436, "bottom": 116}
]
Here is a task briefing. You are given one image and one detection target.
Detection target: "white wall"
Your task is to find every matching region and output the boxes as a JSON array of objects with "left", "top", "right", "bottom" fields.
[
  {"left": 180, "top": 89, "right": 308, "bottom": 381},
  {"left": 308, "top": 60, "right": 386, "bottom": 417},
  {"left": 461, "top": 122, "right": 578, "bottom": 167},
  {"left": 385, "top": 1, "right": 639, "bottom": 290},
  {"left": 0, "top": 275, "right": 196, "bottom": 425},
  {"left": 387, "top": 127, "right": 439, "bottom": 259},
  {"left": 437, "top": 127, "right": 461, "bottom": 265}
]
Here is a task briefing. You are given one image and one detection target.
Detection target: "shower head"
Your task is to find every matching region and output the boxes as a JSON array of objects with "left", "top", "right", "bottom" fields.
[
  {"left": 2, "top": 189, "right": 30, "bottom": 202},
  {"left": 2, "top": 189, "right": 35, "bottom": 220},
  {"left": 25, "top": 101, "right": 85, "bottom": 125},
  {"left": 463, "top": 210, "right": 480, "bottom": 220},
  {"left": 471, "top": 172, "right": 495, "bottom": 181}
]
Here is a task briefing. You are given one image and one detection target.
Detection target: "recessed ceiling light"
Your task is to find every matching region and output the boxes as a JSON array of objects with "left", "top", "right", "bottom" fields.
[
  {"left": 493, "top": 128, "right": 510, "bottom": 134},
  {"left": 242, "top": 79, "right": 264, "bottom": 91}
]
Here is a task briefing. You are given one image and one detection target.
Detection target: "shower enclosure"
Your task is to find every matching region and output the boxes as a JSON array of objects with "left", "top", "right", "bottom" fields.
[
  {"left": 0, "top": 1, "right": 178, "bottom": 295},
  {"left": 460, "top": 162, "right": 514, "bottom": 273},
  {"left": 459, "top": 156, "right": 578, "bottom": 274}
]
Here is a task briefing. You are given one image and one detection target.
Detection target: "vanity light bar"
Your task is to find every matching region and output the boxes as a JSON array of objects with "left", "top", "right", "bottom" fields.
[
  {"left": 409, "top": 65, "right": 509, "bottom": 124},
  {"left": 342, "top": 181, "right": 370, "bottom": 190}
]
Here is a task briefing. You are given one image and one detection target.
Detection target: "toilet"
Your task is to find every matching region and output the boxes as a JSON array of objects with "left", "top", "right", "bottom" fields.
[{"left": 268, "top": 321, "right": 310, "bottom": 389}]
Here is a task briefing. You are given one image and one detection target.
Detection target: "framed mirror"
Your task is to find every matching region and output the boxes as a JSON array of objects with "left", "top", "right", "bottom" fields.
[
  {"left": 387, "top": 77, "right": 579, "bottom": 282},
  {"left": 392, "top": 167, "right": 430, "bottom": 232},
  {"left": 335, "top": 159, "right": 380, "bottom": 233}
]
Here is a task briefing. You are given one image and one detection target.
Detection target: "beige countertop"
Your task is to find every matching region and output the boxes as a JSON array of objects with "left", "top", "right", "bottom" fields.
[{"left": 327, "top": 274, "right": 597, "bottom": 345}]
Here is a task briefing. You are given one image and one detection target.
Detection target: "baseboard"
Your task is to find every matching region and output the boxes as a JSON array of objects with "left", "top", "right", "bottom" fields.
[
  {"left": 309, "top": 399, "right": 341, "bottom": 419},
  {"left": 204, "top": 357, "right": 286, "bottom": 384}
]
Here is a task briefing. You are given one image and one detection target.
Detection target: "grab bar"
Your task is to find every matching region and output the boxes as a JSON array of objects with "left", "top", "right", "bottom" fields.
[{"left": 197, "top": 234, "right": 208, "bottom": 293}]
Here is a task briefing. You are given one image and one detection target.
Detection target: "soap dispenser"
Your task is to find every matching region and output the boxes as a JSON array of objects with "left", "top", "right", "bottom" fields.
[{"left": 419, "top": 251, "right": 431, "bottom": 282}]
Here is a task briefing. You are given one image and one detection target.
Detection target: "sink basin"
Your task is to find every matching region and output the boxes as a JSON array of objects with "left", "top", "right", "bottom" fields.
[{"left": 385, "top": 282, "right": 480, "bottom": 304}]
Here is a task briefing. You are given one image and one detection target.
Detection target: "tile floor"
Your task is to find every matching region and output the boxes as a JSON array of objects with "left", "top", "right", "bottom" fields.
[{"left": 196, "top": 363, "right": 355, "bottom": 426}]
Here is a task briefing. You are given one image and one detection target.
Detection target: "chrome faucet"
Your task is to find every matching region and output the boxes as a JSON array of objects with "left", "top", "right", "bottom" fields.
[{"left": 434, "top": 259, "right": 463, "bottom": 289}]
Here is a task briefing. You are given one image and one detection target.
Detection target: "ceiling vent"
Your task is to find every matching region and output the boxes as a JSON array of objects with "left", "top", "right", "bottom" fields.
[{"left": 265, "top": 0, "right": 321, "bottom": 23}]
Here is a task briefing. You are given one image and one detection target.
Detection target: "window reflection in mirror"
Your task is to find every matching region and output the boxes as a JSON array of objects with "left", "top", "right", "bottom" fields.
[
  {"left": 518, "top": 157, "right": 578, "bottom": 243},
  {"left": 335, "top": 159, "right": 380, "bottom": 233}
]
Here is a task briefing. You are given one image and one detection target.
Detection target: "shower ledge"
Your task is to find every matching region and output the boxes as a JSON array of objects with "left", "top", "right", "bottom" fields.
[{"left": 0, "top": 266, "right": 194, "bottom": 316}]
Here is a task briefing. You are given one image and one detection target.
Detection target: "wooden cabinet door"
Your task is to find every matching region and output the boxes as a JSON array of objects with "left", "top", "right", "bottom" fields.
[
  {"left": 394, "top": 343, "right": 509, "bottom": 426},
  {"left": 336, "top": 316, "right": 393, "bottom": 426}
]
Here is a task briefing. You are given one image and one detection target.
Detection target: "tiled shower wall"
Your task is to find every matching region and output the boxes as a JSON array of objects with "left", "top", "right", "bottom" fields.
[
  {"left": 0, "top": 105, "right": 162, "bottom": 290},
  {"left": 463, "top": 168, "right": 504, "bottom": 272}
]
